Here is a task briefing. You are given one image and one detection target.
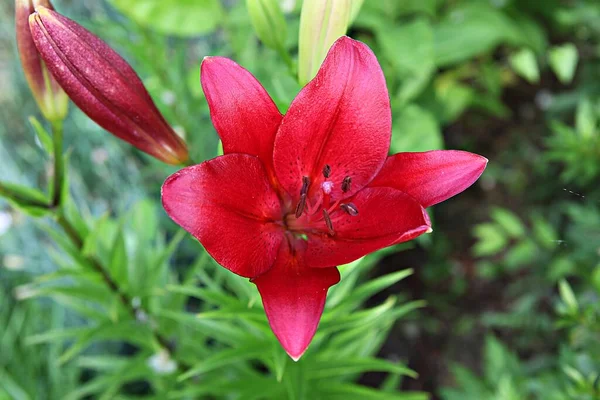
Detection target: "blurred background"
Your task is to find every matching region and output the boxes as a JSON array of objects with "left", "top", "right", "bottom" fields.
[{"left": 1, "top": 0, "right": 600, "bottom": 399}]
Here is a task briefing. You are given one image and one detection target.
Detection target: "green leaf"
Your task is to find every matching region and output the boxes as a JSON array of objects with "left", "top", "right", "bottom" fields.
[
  {"left": 558, "top": 280, "right": 578, "bottom": 312},
  {"left": 509, "top": 48, "right": 539, "bottom": 83},
  {"left": 333, "top": 269, "right": 414, "bottom": 313},
  {"left": 109, "top": 227, "right": 128, "bottom": 286},
  {"left": 178, "top": 343, "right": 267, "bottom": 381},
  {"left": 391, "top": 105, "right": 443, "bottom": 153},
  {"left": 0, "top": 182, "right": 49, "bottom": 216},
  {"left": 374, "top": 19, "right": 435, "bottom": 104},
  {"left": 548, "top": 44, "right": 578, "bottom": 84},
  {"left": 109, "top": 0, "right": 224, "bottom": 37},
  {"left": 434, "top": 4, "right": 522, "bottom": 67},
  {"left": 28, "top": 116, "right": 53, "bottom": 155},
  {"left": 473, "top": 223, "right": 508, "bottom": 256},
  {"left": 316, "top": 382, "right": 427, "bottom": 400},
  {"left": 308, "top": 357, "right": 416, "bottom": 380},
  {"left": 491, "top": 208, "right": 526, "bottom": 238},
  {"left": 575, "top": 98, "right": 597, "bottom": 139}
]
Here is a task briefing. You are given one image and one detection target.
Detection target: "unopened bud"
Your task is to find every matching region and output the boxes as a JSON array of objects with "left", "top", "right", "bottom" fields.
[
  {"left": 16, "top": 0, "right": 68, "bottom": 122},
  {"left": 298, "top": 0, "right": 352, "bottom": 85},
  {"left": 246, "top": 0, "right": 287, "bottom": 51},
  {"left": 29, "top": 7, "right": 189, "bottom": 165}
]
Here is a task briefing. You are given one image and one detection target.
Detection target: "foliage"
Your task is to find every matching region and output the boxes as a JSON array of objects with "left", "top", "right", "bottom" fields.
[{"left": 1, "top": 0, "right": 600, "bottom": 398}]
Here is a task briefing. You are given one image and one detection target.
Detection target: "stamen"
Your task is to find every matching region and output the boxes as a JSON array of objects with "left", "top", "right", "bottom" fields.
[
  {"left": 300, "top": 176, "right": 310, "bottom": 195},
  {"left": 322, "top": 164, "right": 331, "bottom": 178},
  {"left": 340, "top": 203, "right": 359, "bottom": 216},
  {"left": 321, "top": 181, "right": 334, "bottom": 194},
  {"left": 295, "top": 194, "right": 307, "bottom": 218},
  {"left": 341, "top": 176, "right": 352, "bottom": 192},
  {"left": 322, "top": 209, "right": 335, "bottom": 236}
]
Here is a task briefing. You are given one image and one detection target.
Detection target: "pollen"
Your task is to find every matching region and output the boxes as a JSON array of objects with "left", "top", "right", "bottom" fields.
[{"left": 321, "top": 181, "right": 334, "bottom": 194}]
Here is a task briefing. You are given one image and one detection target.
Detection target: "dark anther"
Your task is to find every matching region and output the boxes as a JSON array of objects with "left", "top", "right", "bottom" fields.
[
  {"left": 341, "top": 176, "right": 352, "bottom": 192},
  {"left": 322, "top": 164, "right": 331, "bottom": 178},
  {"left": 322, "top": 209, "right": 335, "bottom": 236},
  {"left": 295, "top": 194, "right": 307, "bottom": 218},
  {"left": 300, "top": 176, "right": 310, "bottom": 195},
  {"left": 340, "top": 203, "right": 359, "bottom": 216}
]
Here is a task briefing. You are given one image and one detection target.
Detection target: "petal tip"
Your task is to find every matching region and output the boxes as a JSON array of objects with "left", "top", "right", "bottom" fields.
[{"left": 289, "top": 351, "right": 305, "bottom": 362}]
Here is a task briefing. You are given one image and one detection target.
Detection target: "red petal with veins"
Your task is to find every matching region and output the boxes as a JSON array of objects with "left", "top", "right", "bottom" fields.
[
  {"left": 273, "top": 36, "right": 391, "bottom": 203},
  {"left": 305, "top": 187, "right": 430, "bottom": 268},
  {"left": 369, "top": 150, "right": 488, "bottom": 208},
  {"left": 253, "top": 240, "right": 340, "bottom": 360},
  {"left": 201, "top": 57, "right": 282, "bottom": 175},
  {"left": 162, "top": 154, "right": 284, "bottom": 278}
]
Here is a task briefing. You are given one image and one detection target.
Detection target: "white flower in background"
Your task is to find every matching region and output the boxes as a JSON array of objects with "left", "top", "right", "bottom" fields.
[
  {"left": 147, "top": 349, "right": 177, "bottom": 375},
  {"left": 3, "top": 254, "right": 25, "bottom": 271},
  {"left": 14, "top": 284, "right": 37, "bottom": 300},
  {"left": 0, "top": 211, "right": 13, "bottom": 236},
  {"left": 91, "top": 148, "right": 109, "bottom": 165},
  {"left": 280, "top": 0, "right": 296, "bottom": 13}
]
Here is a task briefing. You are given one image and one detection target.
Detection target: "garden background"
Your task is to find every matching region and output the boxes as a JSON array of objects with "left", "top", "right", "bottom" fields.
[{"left": 1, "top": 0, "right": 600, "bottom": 399}]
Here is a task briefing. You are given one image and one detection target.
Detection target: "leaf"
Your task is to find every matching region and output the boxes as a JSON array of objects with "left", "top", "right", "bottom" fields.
[
  {"left": 391, "top": 105, "right": 443, "bottom": 153},
  {"left": 178, "top": 343, "right": 267, "bottom": 381},
  {"left": 316, "top": 382, "right": 427, "bottom": 400},
  {"left": 473, "top": 223, "right": 508, "bottom": 256},
  {"left": 333, "top": 269, "right": 414, "bottom": 313},
  {"left": 374, "top": 19, "right": 435, "bottom": 104},
  {"left": 491, "top": 208, "right": 526, "bottom": 238},
  {"left": 434, "top": 4, "right": 522, "bottom": 67},
  {"left": 308, "top": 357, "right": 416, "bottom": 380},
  {"left": 558, "top": 280, "right": 578, "bottom": 312},
  {"left": 548, "top": 44, "right": 578, "bottom": 84},
  {"left": 509, "top": 48, "right": 539, "bottom": 84},
  {"left": 0, "top": 182, "right": 49, "bottom": 216},
  {"left": 28, "top": 116, "right": 53, "bottom": 155},
  {"left": 109, "top": 227, "right": 128, "bottom": 286},
  {"left": 109, "top": 0, "right": 224, "bottom": 37}
]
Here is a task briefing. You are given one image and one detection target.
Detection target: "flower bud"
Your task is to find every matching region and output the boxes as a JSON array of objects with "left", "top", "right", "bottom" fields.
[
  {"left": 246, "top": 0, "right": 287, "bottom": 51},
  {"left": 29, "top": 7, "right": 189, "bottom": 165},
  {"left": 15, "top": 0, "right": 68, "bottom": 122},
  {"left": 298, "top": 0, "right": 352, "bottom": 86}
]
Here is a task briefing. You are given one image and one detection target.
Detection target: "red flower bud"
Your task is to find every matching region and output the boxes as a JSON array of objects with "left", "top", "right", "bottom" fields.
[
  {"left": 29, "top": 6, "right": 189, "bottom": 165},
  {"left": 16, "top": 0, "right": 68, "bottom": 122}
]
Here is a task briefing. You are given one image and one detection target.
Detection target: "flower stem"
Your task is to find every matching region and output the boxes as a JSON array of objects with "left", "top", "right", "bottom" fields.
[{"left": 51, "top": 119, "right": 64, "bottom": 208}]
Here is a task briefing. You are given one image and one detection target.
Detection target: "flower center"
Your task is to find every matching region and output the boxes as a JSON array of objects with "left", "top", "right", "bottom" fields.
[{"left": 286, "top": 165, "right": 359, "bottom": 236}]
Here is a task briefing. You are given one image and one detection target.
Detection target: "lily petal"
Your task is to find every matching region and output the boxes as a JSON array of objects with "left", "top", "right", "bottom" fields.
[
  {"left": 162, "top": 154, "right": 284, "bottom": 278},
  {"left": 201, "top": 57, "right": 282, "bottom": 174},
  {"left": 273, "top": 36, "right": 391, "bottom": 203},
  {"left": 253, "top": 240, "right": 340, "bottom": 360},
  {"left": 369, "top": 150, "right": 488, "bottom": 208},
  {"left": 306, "top": 187, "right": 430, "bottom": 268}
]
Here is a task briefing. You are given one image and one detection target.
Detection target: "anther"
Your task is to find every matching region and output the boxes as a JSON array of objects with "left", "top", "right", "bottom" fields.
[
  {"left": 300, "top": 176, "right": 310, "bottom": 195},
  {"left": 322, "top": 209, "right": 335, "bottom": 236},
  {"left": 322, "top": 164, "right": 331, "bottom": 178},
  {"left": 295, "top": 194, "right": 306, "bottom": 218},
  {"left": 340, "top": 203, "right": 359, "bottom": 216},
  {"left": 341, "top": 176, "right": 352, "bottom": 192}
]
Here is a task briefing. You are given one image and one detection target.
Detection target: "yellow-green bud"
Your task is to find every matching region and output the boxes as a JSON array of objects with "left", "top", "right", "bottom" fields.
[
  {"left": 246, "top": 0, "right": 287, "bottom": 51},
  {"left": 298, "top": 0, "right": 352, "bottom": 86}
]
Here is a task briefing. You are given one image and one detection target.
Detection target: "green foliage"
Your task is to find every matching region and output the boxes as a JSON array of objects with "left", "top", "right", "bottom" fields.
[{"left": 2, "top": 0, "right": 600, "bottom": 398}]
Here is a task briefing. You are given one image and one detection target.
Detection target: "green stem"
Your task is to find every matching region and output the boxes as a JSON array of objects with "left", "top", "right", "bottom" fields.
[
  {"left": 51, "top": 119, "right": 64, "bottom": 208},
  {"left": 277, "top": 44, "right": 296, "bottom": 78}
]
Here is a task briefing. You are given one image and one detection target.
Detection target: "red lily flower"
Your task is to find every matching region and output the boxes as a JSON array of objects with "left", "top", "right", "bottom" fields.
[{"left": 162, "top": 37, "right": 487, "bottom": 360}]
